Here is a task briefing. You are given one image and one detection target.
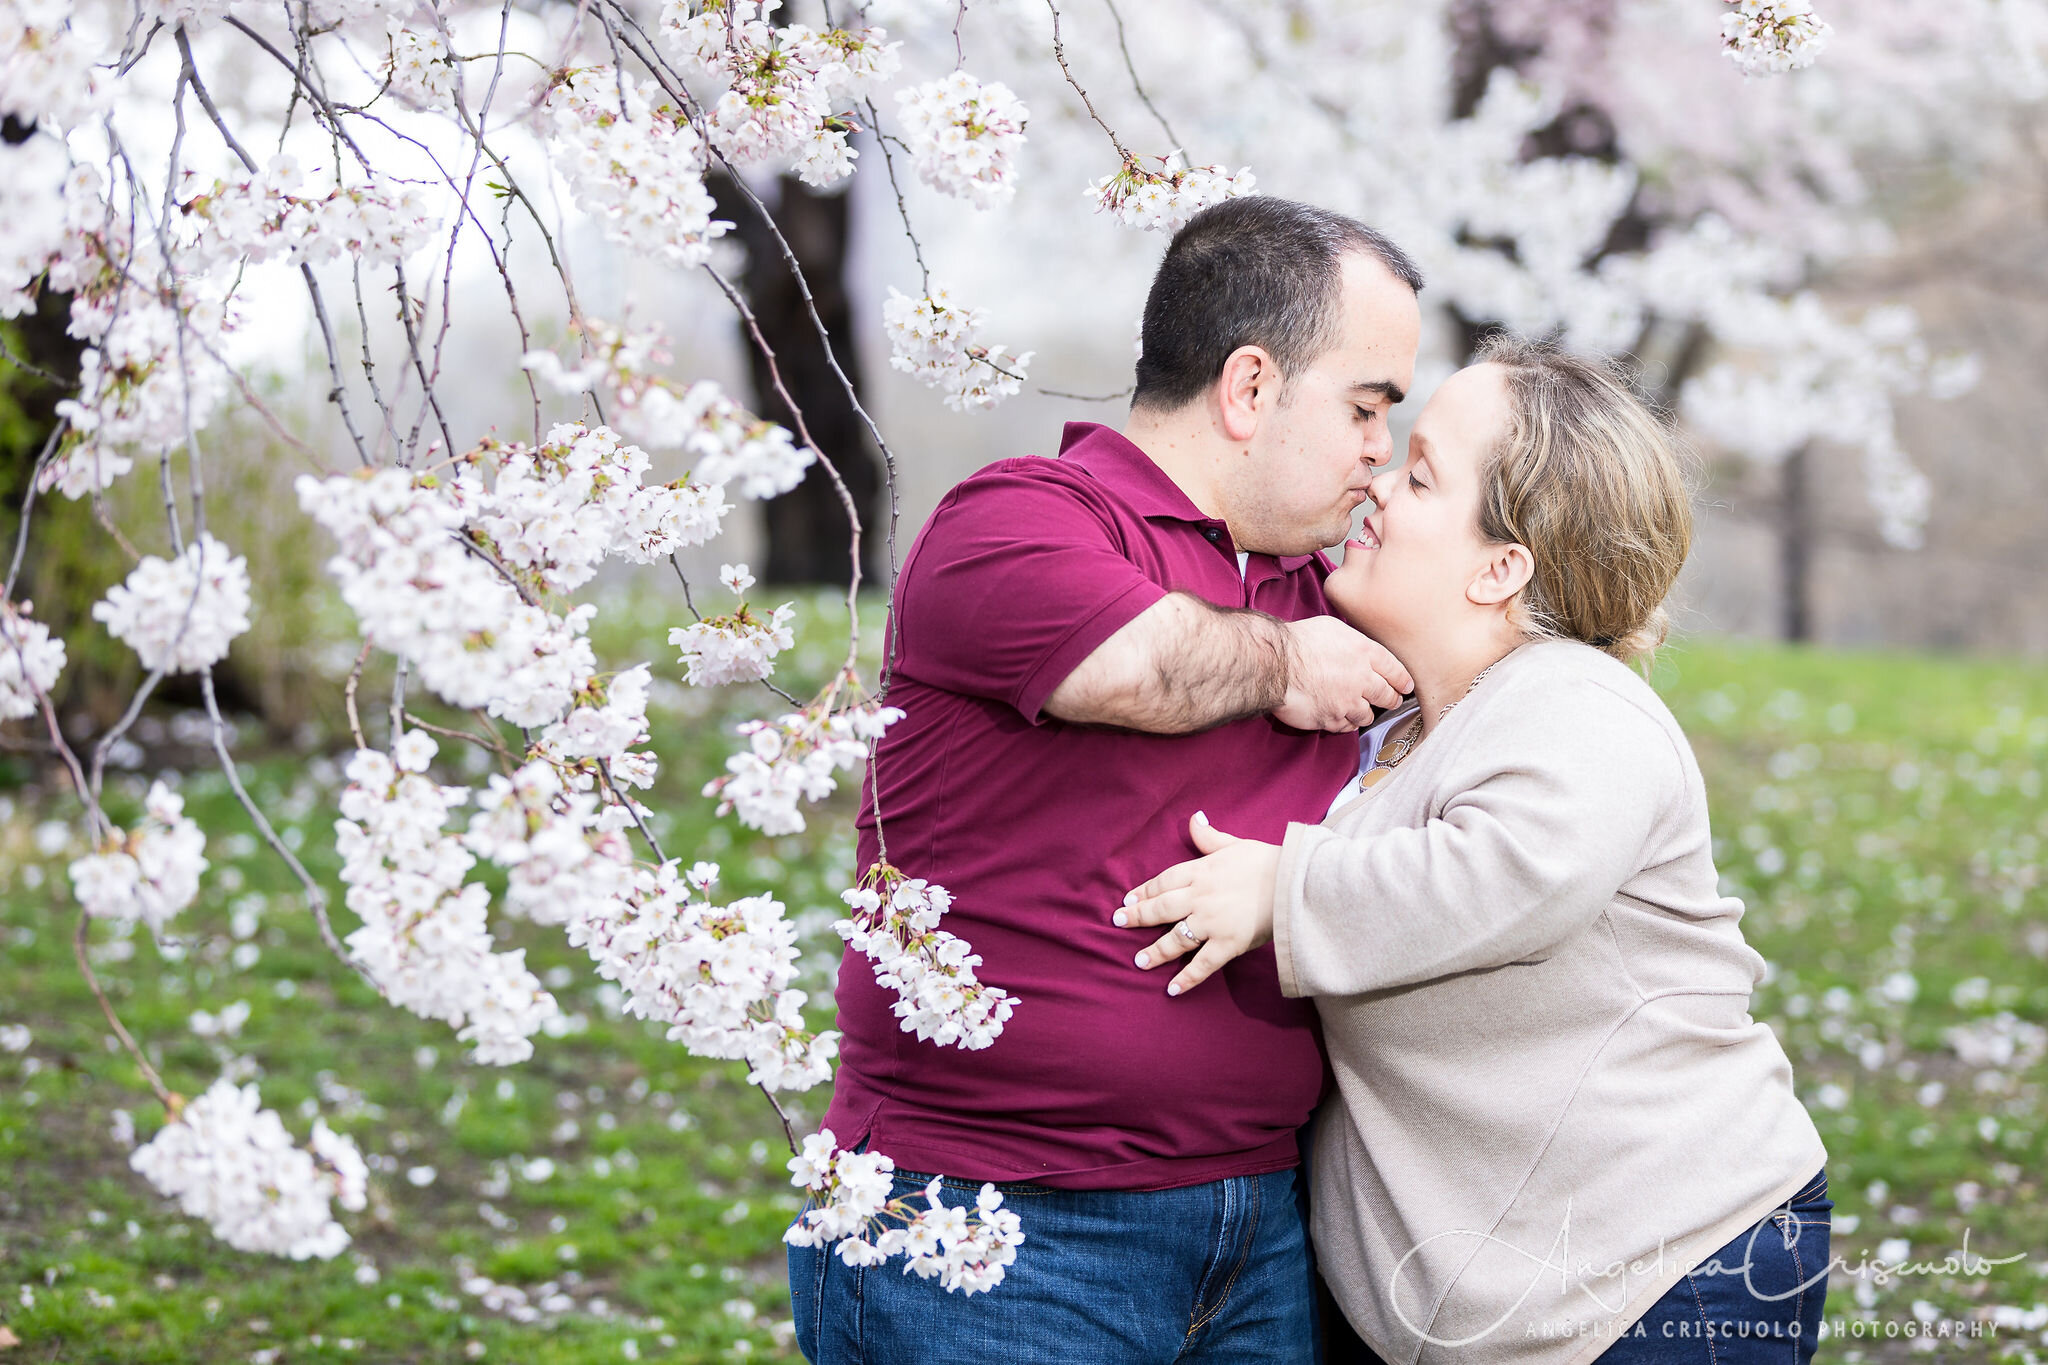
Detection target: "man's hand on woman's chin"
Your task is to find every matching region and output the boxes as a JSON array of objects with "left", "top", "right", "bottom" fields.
[
  {"left": 1275, "top": 614, "right": 1413, "bottom": 732},
  {"left": 1116, "top": 811, "right": 1283, "bottom": 995}
]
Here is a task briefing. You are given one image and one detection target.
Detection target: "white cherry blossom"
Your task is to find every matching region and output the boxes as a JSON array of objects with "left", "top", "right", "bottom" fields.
[
  {"left": 68, "top": 781, "right": 208, "bottom": 933},
  {"left": 883, "top": 283, "right": 1032, "bottom": 412},
  {"left": 1085, "top": 152, "right": 1256, "bottom": 233},
  {"left": 92, "top": 533, "right": 253, "bottom": 674},
  {"left": 838, "top": 867, "right": 1016, "bottom": 1052},
  {"left": 669, "top": 602, "right": 796, "bottom": 686},
  {"left": 895, "top": 72, "right": 1029, "bottom": 209},
  {"left": 129, "top": 1078, "right": 366, "bottom": 1260},
  {"left": 0, "top": 598, "right": 65, "bottom": 721}
]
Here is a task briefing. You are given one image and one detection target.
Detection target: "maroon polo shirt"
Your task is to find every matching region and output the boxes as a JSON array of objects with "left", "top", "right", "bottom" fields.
[{"left": 825, "top": 421, "right": 1358, "bottom": 1191}]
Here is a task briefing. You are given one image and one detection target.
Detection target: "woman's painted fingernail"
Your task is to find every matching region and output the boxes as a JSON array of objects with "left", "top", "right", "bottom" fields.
[
  {"left": 1167, "top": 983, "right": 1182, "bottom": 997},
  {"left": 1134, "top": 952, "right": 1149, "bottom": 968},
  {"left": 1193, "top": 810, "right": 1209, "bottom": 824},
  {"left": 1113, "top": 910, "right": 1128, "bottom": 927},
  {"left": 1122, "top": 889, "right": 1137, "bottom": 907}
]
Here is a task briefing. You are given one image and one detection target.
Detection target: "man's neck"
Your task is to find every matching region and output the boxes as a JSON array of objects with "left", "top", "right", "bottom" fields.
[{"left": 1120, "top": 407, "right": 1229, "bottom": 521}]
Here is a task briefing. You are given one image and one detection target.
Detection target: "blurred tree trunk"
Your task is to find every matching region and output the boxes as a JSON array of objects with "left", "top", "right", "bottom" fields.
[
  {"left": 708, "top": 172, "right": 882, "bottom": 588},
  {"left": 1779, "top": 443, "right": 1814, "bottom": 642}
]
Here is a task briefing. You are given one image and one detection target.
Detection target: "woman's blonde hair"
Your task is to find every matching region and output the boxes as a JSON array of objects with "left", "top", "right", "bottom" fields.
[{"left": 1472, "top": 335, "right": 1693, "bottom": 668}]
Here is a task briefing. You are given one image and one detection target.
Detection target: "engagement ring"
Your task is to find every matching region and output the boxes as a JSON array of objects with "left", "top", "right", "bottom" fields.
[{"left": 1175, "top": 919, "right": 1202, "bottom": 945}]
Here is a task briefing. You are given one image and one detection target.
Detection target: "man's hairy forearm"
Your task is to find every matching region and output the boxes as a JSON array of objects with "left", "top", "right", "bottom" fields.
[{"left": 1043, "top": 592, "right": 1295, "bottom": 733}]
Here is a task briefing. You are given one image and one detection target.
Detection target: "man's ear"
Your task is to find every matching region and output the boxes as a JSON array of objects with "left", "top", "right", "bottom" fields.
[
  {"left": 1468, "top": 542, "right": 1535, "bottom": 606},
  {"left": 1215, "top": 345, "right": 1277, "bottom": 445}
]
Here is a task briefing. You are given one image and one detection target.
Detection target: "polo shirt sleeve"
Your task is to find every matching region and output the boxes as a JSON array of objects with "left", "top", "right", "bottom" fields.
[{"left": 894, "top": 462, "right": 1168, "bottom": 723}]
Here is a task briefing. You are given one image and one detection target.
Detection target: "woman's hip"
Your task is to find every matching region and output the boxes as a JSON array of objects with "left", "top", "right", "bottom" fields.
[{"left": 1595, "top": 1167, "right": 1832, "bottom": 1364}]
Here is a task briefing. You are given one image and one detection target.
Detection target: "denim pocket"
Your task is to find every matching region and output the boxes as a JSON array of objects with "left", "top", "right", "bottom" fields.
[
  {"left": 1681, "top": 1187, "right": 1831, "bottom": 1362},
  {"left": 1786, "top": 1166, "right": 1831, "bottom": 1212}
]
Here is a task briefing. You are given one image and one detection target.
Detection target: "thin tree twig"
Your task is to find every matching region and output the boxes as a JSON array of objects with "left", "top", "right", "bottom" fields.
[
  {"left": 1102, "top": 0, "right": 1180, "bottom": 149},
  {"left": 75, "top": 910, "right": 178, "bottom": 1111},
  {"left": 1045, "top": 0, "right": 1130, "bottom": 160},
  {"left": 344, "top": 639, "right": 374, "bottom": 751},
  {"left": 1037, "top": 384, "right": 1136, "bottom": 402}
]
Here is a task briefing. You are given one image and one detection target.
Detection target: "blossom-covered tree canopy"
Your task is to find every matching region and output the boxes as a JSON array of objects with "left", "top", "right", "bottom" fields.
[{"left": 1, "top": 0, "right": 2038, "bottom": 1289}]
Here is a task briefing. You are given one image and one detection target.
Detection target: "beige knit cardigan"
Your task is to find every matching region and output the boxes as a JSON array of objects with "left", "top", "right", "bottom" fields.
[{"left": 1273, "top": 638, "right": 1827, "bottom": 1365}]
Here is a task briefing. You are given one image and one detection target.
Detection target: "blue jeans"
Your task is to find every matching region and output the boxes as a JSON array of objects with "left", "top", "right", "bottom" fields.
[
  {"left": 1597, "top": 1168, "right": 1832, "bottom": 1363},
  {"left": 787, "top": 1164, "right": 1317, "bottom": 1363}
]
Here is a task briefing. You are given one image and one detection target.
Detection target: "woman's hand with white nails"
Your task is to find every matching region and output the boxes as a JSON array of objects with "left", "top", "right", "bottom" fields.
[{"left": 1116, "top": 811, "right": 1281, "bottom": 996}]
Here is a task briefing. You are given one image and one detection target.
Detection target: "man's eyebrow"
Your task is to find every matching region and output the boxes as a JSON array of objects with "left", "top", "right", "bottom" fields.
[{"left": 1350, "top": 379, "right": 1407, "bottom": 405}]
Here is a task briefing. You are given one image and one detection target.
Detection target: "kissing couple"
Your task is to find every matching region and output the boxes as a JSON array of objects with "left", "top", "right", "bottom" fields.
[{"left": 786, "top": 196, "right": 1832, "bottom": 1365}]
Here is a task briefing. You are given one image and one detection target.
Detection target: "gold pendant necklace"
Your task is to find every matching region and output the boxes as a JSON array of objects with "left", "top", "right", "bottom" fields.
[{"left": 1355, "top": 658, "right": 1501, "bottom": 793}]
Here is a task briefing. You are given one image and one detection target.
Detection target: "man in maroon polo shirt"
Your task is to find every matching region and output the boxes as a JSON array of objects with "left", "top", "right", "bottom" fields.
[{"left": 789, "top": 198, "right": 1424, "bottom": 1363}]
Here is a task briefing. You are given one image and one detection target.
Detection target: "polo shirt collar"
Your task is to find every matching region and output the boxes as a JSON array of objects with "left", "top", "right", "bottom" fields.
[{"left": 1056, "top": 421, "right": 1320, "bottom": 571}]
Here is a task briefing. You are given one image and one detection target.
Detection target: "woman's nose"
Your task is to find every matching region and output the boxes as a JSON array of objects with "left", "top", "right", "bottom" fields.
[{"left": 1365, "top": 466, "right": 1399, "bottom": 509}]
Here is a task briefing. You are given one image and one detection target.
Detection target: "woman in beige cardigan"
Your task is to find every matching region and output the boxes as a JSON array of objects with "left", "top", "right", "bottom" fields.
[{"left": 1116, "top": 337, "right": 1831, "bottom": 1365}]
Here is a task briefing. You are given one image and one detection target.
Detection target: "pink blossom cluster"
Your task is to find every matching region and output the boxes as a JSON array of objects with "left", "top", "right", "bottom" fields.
[
  {"left": 335, "top": 743, "right": 566, "bottom": 1065},
  {"left": 784, "top": 1129, "right": 1024, "bottom": 1294},
  {"left": 703, "top": 697, "right": 902, "bottom": 836},
  {"left": 68, "top": 780, "right": 210, "bottom": 933},
  {"left": 468, "top": 423, "right": 724, "bottom": 591},
  {"left": 544, "top": 67, "right": 729, "bottom": 268},
  {"left": 128, "top": 1077, "right": 368, "bottom": 1260},
  {"left": 0, "top": 0, "right": 106, "bottom": 129},
  {"left": 298, "top": 467, "right": 599, "bottom": 728},
  {"left": 565, "top": 859, "right": 837, "bottom": 1092},
  {"left": 383, "top": 20, "right": 456, "bottom": 107},
  {"left": 50, "top": 292, "right": 233, "bottom": 494},
  {"left": 669, "top": 602, "right": 797, "bottom": 687},
  {"left": 894, "top": 72, "right": 1029, "bottom": 209},
  {"left": 661, "top": 0, "right": 899, "bottom": 186},
  {"left": 0, "top": 137, "right": 75, "bottom": 319},
  {"left": 177, "top": 156, "right": 438, "bottom": 272},
  {"left": 522, "top": 320, "right": 814, "bottom": 499},
  {"left": 882, "top": 283, "right": 1032, "bottom": 412},
  {"left": 0, "top": 598, "right": 65, "bottom": 721},
  {"left": 838, "top": 865, "right": 1016, "bottom": 1052},
  {"left": 1085, "top": 151, "right": 1257, "bottom": 233},
  {"left": 15, "top": 164, "right": 235, "bottom": 498},
  {"left": 301, "top": 422, "right": 713, "bottom": 728},
  {"left": 1722, "top": 0, "right": 1832, "bottom": 75},
  {"left": 462, "top": 754, "right": 640, "bottom": 926},
  {"left": 92, "top": 532, "right": 253, "bottom": 674},
  {"left": 529, "top": 664, "right": 660, "bottom": 791}
]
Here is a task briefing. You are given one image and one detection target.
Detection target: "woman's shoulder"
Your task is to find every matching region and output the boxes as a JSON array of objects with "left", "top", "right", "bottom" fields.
[{"left": 1463, "top": 639, "right": 1691, "bottom": 769}]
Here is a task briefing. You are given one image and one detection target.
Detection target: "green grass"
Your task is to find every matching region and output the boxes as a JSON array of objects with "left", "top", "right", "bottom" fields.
[{"left": 2, "top": 620, "right": 2045, "bottom": 1362}]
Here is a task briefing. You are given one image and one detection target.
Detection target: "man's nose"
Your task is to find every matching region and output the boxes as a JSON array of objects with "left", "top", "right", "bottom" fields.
[{"left": 1362, "top": 426, "right": 1395, "bottom": 468}]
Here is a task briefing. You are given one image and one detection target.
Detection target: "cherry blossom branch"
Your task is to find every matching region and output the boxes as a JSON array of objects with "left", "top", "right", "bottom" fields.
[
  {"left": 699, "top": 261, "right": 866, "bottom": 677},
  {"left": 1101, "top": 0, "right": 1181, "bottom": 149},
  {"left": 74, "top": 908, "right": 178, "bottom": 1111},
  {"left": 344, "top": 640, "right": 374, "bottom": 750},
  {"left": 177, "top": 27, "right": 377, "bottom": 469},
  {"left": 1045, "top": 0, "right": 1131, "bottom": 159}
]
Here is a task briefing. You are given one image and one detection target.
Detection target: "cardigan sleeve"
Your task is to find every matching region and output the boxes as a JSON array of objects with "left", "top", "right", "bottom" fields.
[{"left": 1272, "top": 676, "right": 1683, "bottom": 998}]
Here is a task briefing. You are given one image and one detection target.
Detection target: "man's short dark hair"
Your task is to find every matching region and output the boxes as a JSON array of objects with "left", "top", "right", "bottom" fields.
[{"left": 1131, "top": 197, "right": 1423, "bottom": 412}]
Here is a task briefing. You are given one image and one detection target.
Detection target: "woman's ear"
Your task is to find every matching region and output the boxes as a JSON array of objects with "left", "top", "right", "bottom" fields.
[
  {"left": 1215, "top": 345, "right": 1276, "bottom": 445},
  {"left": 1468, "top": 542, "right": 1534, "bottom": 606}
]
